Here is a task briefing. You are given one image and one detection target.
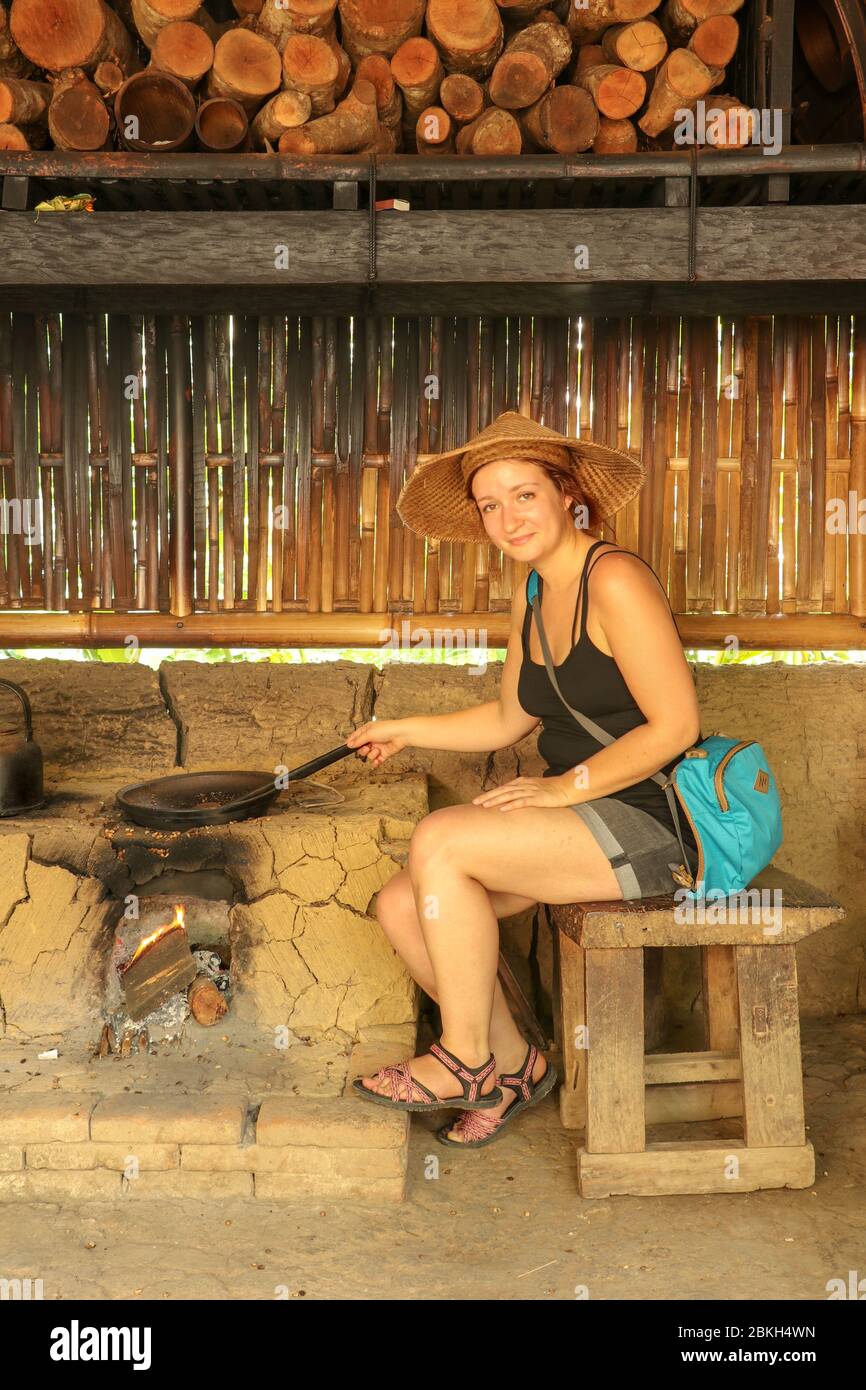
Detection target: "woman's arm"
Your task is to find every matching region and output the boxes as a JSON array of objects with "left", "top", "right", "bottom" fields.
[{"left": 548, "top": 553, "right": 701, "bottom": 807}]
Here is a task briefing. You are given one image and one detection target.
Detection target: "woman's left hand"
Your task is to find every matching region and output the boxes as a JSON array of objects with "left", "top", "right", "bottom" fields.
[{"left": 472, "top": 776, "right": 573, "bottom": 811}]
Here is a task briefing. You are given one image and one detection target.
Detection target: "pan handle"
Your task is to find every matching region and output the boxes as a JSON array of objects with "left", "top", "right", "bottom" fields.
[{"left": 215, "top": 742, "right": 358, "bottom": 815}]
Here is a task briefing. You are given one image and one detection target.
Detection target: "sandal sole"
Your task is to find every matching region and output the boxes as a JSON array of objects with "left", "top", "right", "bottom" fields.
[
  {"left": 435, "top": 1061, "right": 558, "bottom": 1147},
  {"left": 351, "top": 1077, "right": 504, "bottom": 1113}
]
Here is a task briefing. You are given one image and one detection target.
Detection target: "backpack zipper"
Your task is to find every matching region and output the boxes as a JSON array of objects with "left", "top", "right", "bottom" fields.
[
  {"left": 671, "top": 778, "right": 703, "bottom": 890},
  {"left": 714, "top": 739, "right": 757, "bottom": 812}
]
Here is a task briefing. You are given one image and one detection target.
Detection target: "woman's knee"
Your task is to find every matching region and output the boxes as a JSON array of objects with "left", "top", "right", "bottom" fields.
[
  {"left": 374, "top": 868, "right": 416, "bottom": 935},
  {"left": 407, "top": 807, "right": 464, "bottom": 877}
]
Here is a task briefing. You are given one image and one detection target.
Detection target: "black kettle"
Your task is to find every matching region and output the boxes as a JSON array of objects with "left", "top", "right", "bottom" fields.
[{"left": 0, "top": 679, "right": 45, "bottom": 815}]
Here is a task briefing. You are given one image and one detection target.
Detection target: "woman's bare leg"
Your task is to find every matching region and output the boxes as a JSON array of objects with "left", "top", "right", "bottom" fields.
[
  {"left": 367, "top": 866, "right": 550, "bottom": 1137},
  {"left": 356, "top": 801, "right": 624, "bottom": 1114},
  {"left": 373, "top": 865, "right": 533, "bottom": 1062}
]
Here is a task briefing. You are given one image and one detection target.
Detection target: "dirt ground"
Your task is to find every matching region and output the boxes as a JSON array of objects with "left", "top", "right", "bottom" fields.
[{"left": 1, "top": 1014, "right": 864, "bottom": 1302}]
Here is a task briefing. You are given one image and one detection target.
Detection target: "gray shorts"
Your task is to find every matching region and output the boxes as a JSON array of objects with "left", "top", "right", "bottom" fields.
[{"left": 567, "top": 795, "right": 700, "bottom": 900}]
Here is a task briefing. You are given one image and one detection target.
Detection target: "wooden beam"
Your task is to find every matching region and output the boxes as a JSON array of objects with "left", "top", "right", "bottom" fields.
[
  {"left": 585, "top": 948, "right": 645, "bottom": 1154},
  {"left": 1, "top": 143, "right": 866, "bottom": 182},
  {"left": 578, "top": 1139, "right": 815, "bottom": 1197},
  {"left": 644, "top": 1049, "right": 741, "bottom": 1083},
  {"left": 552, "top": 867, "right": 846, "bottom": 948},
  {"left": 0, "top": 610, "right": 864, "bottom": 648}
]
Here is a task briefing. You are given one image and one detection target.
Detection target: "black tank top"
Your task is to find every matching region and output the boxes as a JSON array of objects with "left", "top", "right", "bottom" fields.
[{"left": 517, "top": 538, "right": 699, "bottom": 858}]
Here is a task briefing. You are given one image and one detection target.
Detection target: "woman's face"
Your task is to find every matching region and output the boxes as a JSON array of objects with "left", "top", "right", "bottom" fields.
[{"left": 470, "top": 458, "right": 572, "bottom": 559}]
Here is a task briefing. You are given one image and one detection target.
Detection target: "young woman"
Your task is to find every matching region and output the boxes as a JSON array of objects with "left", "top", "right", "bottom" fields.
[{"left": 346, "top": 411, "right": 702, "bottom": 1148}]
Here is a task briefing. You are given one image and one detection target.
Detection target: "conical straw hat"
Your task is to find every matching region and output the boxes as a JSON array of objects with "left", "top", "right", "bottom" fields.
[{"left": 396, "top": 410, "right": 647, "bottom": 542}]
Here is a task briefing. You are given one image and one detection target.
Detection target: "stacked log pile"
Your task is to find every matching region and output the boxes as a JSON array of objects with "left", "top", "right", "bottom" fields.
[{"left": 0, "top": 0, "right": 758, "bottom": 155}]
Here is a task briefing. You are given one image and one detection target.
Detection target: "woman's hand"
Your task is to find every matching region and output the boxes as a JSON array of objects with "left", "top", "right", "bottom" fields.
[
  {"left": 345, "top": 718, "right": 410, "bottom": 769},
  {"left": 472, "top": 775, "right": 574, "bottom": 811}
]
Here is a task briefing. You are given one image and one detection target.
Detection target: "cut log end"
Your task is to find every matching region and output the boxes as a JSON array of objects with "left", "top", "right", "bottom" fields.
[
  {"left": 195, "top": 95, "right": 249, "bottom": 151},
  {"left": 439, "top": 71, "right": 484, "bottom": 124},
  {"left": 592, "top": 114, "right": 638, "bottom": 153},
  {"left": 415, "top": 103, "right": 452, "bottom": 150},
  {"left": 49, "top": 73, "right": 111, "bottom": 151},
  {"left": 602, "top": 19, "right": 668, "bottom": 72},
  {"left": 0, "top": 121, "right": 31, "bottom": 148},
  {"left": 522, "top": 83, "right": 599, "bottom": 153},
  {"left": 455, "top": 104, "right": 521, "bottom": 155},
  {"left": 390, "top": 36, "right": 440, "bottom": 89},
  {"left": 150, "top": 21, "right": 215, "bottom": 86},
  {"left": 689, "top": 13, "right": 739, "bottom": 67},
  {"left": 12, "top": 0, "right": 138, "bottom": 73},
  {"left": 488, "top": 50, "right": 550, "bottom": 109},
  {"left": 425, "top": 0, "right": 505, "bottom": 78},
  {"left": 209, "top": 27, "right": 282, "bottom": 107}
]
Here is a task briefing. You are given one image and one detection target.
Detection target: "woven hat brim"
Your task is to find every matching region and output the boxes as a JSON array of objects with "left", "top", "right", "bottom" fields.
[{"left": 396, "top": 433, "right": 647, "bottom": 543}]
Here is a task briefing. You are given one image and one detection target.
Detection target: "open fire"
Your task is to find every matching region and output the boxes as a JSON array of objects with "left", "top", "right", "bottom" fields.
[
  {"left": 118, "top": 903, "right": 198, "bottom": 1022},
  {"left": 98, "top": 894, "right": 234, "bottom": 1057},
  {"left": 121, "top": 902, "right": 187, "bottom": 973}
]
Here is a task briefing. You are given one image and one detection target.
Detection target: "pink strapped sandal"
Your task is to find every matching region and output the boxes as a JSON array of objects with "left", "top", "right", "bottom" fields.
[
  {"left": 436, "top": 1043, "right": 557, "bottom": 1147},
  {"left": 351, "top": 1039, "right": 503, "bottom": 1113}
]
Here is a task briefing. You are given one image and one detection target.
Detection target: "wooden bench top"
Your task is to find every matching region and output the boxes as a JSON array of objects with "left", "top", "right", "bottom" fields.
[{"left": 548, "top": 865, "right": 846, "bottom": 948}]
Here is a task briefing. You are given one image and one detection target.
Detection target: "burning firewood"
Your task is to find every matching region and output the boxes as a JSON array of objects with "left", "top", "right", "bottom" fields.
[
  {"left": 118, "top": 903, "right": 197, "bottom": 1022},
  {"left": 188, "top": 974, "right": 229, "bottom": 1026}
]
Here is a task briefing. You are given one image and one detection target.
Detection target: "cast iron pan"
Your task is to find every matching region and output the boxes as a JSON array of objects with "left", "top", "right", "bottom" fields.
[{"left": 116, "top": 742, "right": 356, "bottom": 830}]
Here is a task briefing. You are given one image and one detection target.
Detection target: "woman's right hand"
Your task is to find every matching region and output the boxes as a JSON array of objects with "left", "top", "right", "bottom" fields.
[{"left": 345, "top": 718, "right": 410, "bottom": 769}]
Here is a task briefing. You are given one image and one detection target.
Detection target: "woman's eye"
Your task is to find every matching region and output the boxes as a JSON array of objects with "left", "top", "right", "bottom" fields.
[{"left": 482, "top": 493, "right": 534, "bottom": 512}]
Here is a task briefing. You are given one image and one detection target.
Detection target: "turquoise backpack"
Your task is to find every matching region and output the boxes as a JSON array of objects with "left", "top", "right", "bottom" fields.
[{"left": 527, "top": 565, "right": 783, "bottom": 899}]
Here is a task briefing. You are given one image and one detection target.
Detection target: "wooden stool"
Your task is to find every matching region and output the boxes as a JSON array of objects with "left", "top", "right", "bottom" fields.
[{"left": 548, "top": 866, "right": 845, "bottom": 1198}]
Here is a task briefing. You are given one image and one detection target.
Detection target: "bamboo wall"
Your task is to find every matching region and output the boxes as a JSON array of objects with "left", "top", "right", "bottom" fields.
[{"left": 0, "top": 311, "right": 864, "bottom": 638}]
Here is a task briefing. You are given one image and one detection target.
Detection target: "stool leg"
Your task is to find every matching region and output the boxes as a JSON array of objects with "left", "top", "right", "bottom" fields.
[
  {"left": 735, "top": 944, "right": 806, "bottom": 1148},
  {"left": 584, "top": 947, "right": 645, "bottom": 1154},
  {"left": 701, "top": 944, "right": 740, "bottom": 1052},
  {"left": 554, "top": 930, "right": 587, "bottom": 1129}
]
